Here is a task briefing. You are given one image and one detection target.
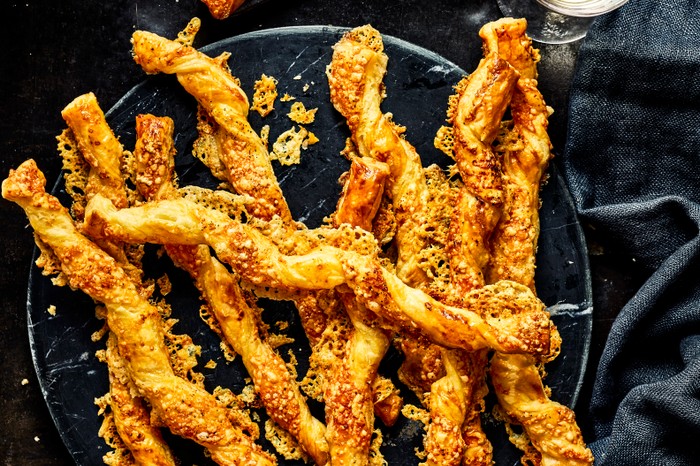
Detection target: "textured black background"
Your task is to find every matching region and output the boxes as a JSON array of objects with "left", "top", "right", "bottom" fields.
[{"left": 0, "top": 0, "right": 635, "bottom": 464}]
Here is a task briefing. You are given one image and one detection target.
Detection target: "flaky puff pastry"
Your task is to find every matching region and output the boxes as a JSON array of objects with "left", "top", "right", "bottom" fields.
[
  {"left": 481, "top": 18, "right": 593, "bottom": 466},
  {"left": 327, "top": 25, "right": 431, "bottom": 288},
  {"left": 323, "top": 156, "right": 394, "bottom": 464},
  {"left": 83, "top": 193, "right": 555, "bottom": 357},
  {"left": 423, "top": 43, "right": 520, "bottom": 466},
  {"left": 132, "top": 114, "right": 329, "bottom": 466},
  {"left": 2, "top": 160, "right": 276, "bottom": 466},
  {"left": 131, "top": 18, "right": 295, "bottom": 229},
  {"left": 102, "top": 333, "right": 177, "bottom": 466},
  {"left": 61, "top": 93, "right": 176, "bottom": 465}
]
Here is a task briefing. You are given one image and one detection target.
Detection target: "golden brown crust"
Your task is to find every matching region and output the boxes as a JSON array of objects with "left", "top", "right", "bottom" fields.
[
  {"left": 132, "top": 25, "right": 294, "bottom": 227},
  {"left": 327, "top": 24, "right": 431, "bottom": 287},
  {"left": 61, "top": 92, "right": 128, "bottom": 211},
  {"left": 490, "top": 354, "right": 594, "bottom": 465},
  {"left": 133, "top": 114, "right": 329, "bottom": 465},
  {"left": 479, "top": 18, "right": 592, "bottom": 466},
  {"left": 334, "top": 156, "right": 390, "bottom": 232},
  {"left": 200, "top": 0, "right": 246, "bottom": 20},
  {"left": 3, "top": 160, "right": 276, "bottom": 466},
  {"left": 105, "top": 334, "right": 177, "bottom": 466},
  {"left": 448, "top": 54, "right": 517, "bottom": 205}
]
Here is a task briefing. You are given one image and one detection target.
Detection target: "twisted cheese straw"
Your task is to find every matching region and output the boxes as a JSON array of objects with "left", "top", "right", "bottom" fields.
[
  {"left": 327, "top": 24, "right": 432, "bottom": 288},
  {"left": 480, "top": 18, "right": 593, "bottom": 466},
  {"left": 83, "top": 193, "right": 554, "bottom": 356},
  {"left": 131, "top": 23, "right": 402, "bottom": 465},
  {"left": 102, "top": 333, "right": 177, "bottom": 465},
  {"left": 132, "top": 114, "right": 329, "bottom": 465},
  {"left": 61, "top": 93, "right": 176, "bottom": 465},
  {"left": 3, "top": 160, "right": 276, "bottom": 466}
]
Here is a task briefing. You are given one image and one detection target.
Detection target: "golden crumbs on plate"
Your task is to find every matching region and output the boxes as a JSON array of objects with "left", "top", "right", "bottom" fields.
[
  {"left": 156, "top": 273, "right": 172, "bottom": 296},
  {"left": 287, "top": 101, "right": 318, "bottom": 125},
  {"left": 47, "top": 304, "right": 57, "bottom": 316},
  {"left": 251, "top": 74, "right": 278, "bottom": 117},
  {"left": 270, "top": 126, "right": 318, "bottom": 166}
]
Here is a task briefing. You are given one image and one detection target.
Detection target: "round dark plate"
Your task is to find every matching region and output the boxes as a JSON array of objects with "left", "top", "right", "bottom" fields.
[{"left": 27, "top": 25, "right": 592, "bottom": 465}]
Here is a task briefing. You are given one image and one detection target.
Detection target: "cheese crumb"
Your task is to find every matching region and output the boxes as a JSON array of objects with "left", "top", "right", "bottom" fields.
[
  {"left": 47, "top": 305, "right": 56, "bottom": 316},
  {"left": 251, "top": 74, "right": 278, "bottom": 117},
  {"left": 287, "top": 101, "right": 318, "bottom": 125},
  {"left": 270, "top": 126, "right": 318, "bottom": 166},
  {"left": 280, "top": 93, "right": 295, "bottom": 102},
  {"left": 21, "top": 378, "right": 29, "bottom": 386}
]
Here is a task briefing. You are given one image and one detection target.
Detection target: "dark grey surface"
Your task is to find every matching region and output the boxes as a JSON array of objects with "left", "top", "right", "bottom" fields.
[{"left": 0, "top": 1, "right": 618, "bottom": 465}]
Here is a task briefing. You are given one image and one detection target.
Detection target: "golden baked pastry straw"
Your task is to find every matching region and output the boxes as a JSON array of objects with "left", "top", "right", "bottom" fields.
[
  {"left": 132, "top": 113, "right": 329, "bottom": 465},
  {"left": 322, "top": 155, "right": 393, "bottom": 463},
  {"left": 2, "top": 160, "right": 276, "bottom": 466},
  {"left": 327, "top": 24, "right": 437, "bottom": 408},
  {"left": 103, "top": 333, "right": 177, "bottom": 465},
  {"left": 131, "top": 18, "right": 295, "bottom": 229},
  {"left": 60, "top": 92, "right": 128, "bottom": 212},
  {"left": 61, "top": 93, "right": 177, "bottom": 465},
  {"left": 83, "top": 192, "right": 555, "bottom": 356},
  {"left": 327, "top": 24, "right": 431, "bottom": 288},
  {"left": 480, "top": 18, "right": 593, "bottom": 466}
]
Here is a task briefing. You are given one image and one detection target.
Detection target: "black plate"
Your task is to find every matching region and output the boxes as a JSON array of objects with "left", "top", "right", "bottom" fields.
[{"left": 27, "top": 25, "right": 592, "bottom": 465}]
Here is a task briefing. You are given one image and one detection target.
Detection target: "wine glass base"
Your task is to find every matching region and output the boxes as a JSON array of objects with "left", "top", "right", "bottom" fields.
[{"left": 497, "top": 0, "right": 594, "bottom": 44}]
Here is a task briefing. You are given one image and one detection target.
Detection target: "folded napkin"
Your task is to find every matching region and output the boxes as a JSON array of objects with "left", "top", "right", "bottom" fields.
[{"left": 562, "top": 0, "right": 700, "bottom": 464}]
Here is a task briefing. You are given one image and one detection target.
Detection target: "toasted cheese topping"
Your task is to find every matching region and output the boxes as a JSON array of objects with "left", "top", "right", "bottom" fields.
[
  {"left": 287, "top": 101, "right": 318, "bottom": 124},
  {"left": 251, "top": 74, "right": 279, "bottom": 117}
]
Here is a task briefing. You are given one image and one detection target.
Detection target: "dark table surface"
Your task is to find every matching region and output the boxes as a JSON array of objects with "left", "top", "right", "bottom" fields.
[{"left": 1, "top": 0, "right": 639, "bottom": 464}]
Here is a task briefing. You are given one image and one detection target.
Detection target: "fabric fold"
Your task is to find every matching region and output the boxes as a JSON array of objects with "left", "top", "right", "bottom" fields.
[{"left": 562, "top": 0, "right": 700, "bottom": 464}]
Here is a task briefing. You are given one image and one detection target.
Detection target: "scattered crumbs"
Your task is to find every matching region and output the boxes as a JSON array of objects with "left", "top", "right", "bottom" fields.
[
  {"left": 251, "top": 74, "right": 278, "bottom": 117},
  {"left": 267, "top": 333, "right": 295, "bottom": 349},
  {"left": 270, "top": 126, "right": 309, "bottom": 166},
  {"left": 280, "top": 93, "right": 296, "bottom": 102},
  {"left": 260, "top": 124, "right": 270, "bottom": 150},
  {"left": 34, "top": 436, "right": 40, "bottom": 443},
  {"left": 239, "top": 384, "right": 257, "bottom": 405},
  {"left": 304, "top": 131, "right": 319, "bottom": 148},
  {"left": 302, "top": 83, "right": 310, "bottom": 93},
  {"left": 156, "top": 273, "right": 172, "bottom": 296},
  {"left": 401, "top": 403, "right": 429, "bottom": 425},
  {"left": 21, "top": 378, "right": 29, "bottom": 386},
  {"left": 287, "top": 101, "right": 318, "bottom": 125},
  {"left": 47, "top": 304, "right": 56, "bottom": 316},
  {"left": 204, "top": 360, "right": 217, "bottom": 370},
  {"left": 275, "top": 320, "right": 289, "bottom": 331},
  {"left": 220, "top": 341, "right": 236, "bottom": 361},
  {"left": 293, "top": 74, "right": 302, "bottom": 80}
]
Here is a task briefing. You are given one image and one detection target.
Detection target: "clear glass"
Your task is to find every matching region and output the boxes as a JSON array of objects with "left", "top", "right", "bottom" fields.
[{"left": 497, "top": 0, "right": 628, "bottom": 44}]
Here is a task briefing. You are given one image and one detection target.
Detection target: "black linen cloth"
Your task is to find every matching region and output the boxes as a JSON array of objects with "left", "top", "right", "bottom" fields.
[{"left": 562, "top": 0, "right": 700, "bottom": 464}]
